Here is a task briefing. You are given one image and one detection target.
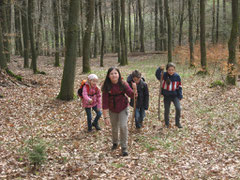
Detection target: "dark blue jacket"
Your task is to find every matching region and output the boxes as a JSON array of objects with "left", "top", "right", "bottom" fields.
[
  {"left": 155, "top": 67, "right": 183, "bottom": 100},
  {"left": 127, "top": 75, "right": 149, "bottom": 110}
]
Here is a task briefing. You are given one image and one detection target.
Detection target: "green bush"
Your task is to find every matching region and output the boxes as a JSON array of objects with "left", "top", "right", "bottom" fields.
[{"left": 210, "top": 80, "right": 225, "bottom": 88}]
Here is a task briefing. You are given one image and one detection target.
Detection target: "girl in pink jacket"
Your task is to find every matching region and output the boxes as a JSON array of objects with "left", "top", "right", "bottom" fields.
[{"left": 82, "top": 74, "right": 102, "bottom": 132}]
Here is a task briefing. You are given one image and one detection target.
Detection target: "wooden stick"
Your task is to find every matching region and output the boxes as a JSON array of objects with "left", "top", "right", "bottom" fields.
[{"left": 131, "top": 91, "right": 137, "bottom": 131}]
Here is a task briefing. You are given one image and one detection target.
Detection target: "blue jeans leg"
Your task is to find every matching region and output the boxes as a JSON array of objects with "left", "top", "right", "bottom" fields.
[
  {"left": 135, "top": 108, "right": 141, "bottom": 128},
  {"left": 92, "top": 105, "right": 102, "bottom": 125},
  {"left": 139, "top": 108, "right": 145, "bottom": 126},
  {"left": 85, "top": 108, "right": 92, "bottom": 130}
]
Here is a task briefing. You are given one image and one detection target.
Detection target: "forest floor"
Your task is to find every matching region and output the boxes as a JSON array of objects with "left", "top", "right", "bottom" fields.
[{"left": 0, "top": 52, "right": 239, "bottom": 179}]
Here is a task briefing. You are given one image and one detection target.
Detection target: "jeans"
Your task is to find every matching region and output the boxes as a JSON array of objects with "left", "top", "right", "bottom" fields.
[
  {"left": 135, "top": 108, "right": 145, "bottom": 128},
  {"left": 85, "top": 106, "right": 102, "bottom": 130},
  {"left": 164, "top": 96, "right": 181, "bottom": 126}
]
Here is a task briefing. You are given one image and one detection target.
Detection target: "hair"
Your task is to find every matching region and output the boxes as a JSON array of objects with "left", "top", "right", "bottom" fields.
[
  {"left": 102, "top": 67, "right": 126, "bottom": 93},
  {"left": 131, "top": 70, "right": 141, "bottom": 78},
  {"left": 166, "top": 62, "right": 176, "bottom": 70},
  {"left": 166, "top": 62, "right": 176, "bottom": 85}
]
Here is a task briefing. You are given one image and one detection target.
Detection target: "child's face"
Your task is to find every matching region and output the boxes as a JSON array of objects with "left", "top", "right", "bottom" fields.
[
  {"left": 89, "top": 79, "right": 98, "bottom": 86},
  {"left": 109, "top": 69, "right": 119, "bottom": 84},
  {"left": 167, "top": 67, "right": 175, "bottom": 76},
  {"left": 133, "top": 77, "right": 141, "bottom": 84}
]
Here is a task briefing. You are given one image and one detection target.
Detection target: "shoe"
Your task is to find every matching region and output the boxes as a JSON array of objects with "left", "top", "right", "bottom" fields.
[
  {"left": 92, "top": 123, "right": 101, "bottom": 130},
  {"left": 111, "top": 143, "right": 118, "bottom": 151},
  {"left": 176, "top": 124, "right": 182, "bottom": 128},
  {"left": 88, "top": 128, "right": 92, "bottom": 132},
  {"left": 165, "top": 124, "right": 170, "bottom": 128},
  {"left": 122, "top": 148, "right": 128, "bottom": 156}
]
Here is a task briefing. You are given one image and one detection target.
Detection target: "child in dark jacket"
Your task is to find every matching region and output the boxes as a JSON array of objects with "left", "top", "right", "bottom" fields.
[
  {"left": 127, "top": 70, "right": 149, "bottom": 129},
  {"left": 155, "top": 63, "right": 183, "bottom": 128}
]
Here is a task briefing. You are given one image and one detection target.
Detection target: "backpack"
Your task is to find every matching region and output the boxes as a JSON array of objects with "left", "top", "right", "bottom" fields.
[{"left": 77, "top": 80, "right": 99, "bottom": 99}]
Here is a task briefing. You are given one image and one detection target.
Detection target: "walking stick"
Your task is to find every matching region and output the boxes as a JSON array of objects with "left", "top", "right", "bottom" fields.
[
  {"left": 131, "top": 91, "right": 137, "bottom": 131},
  {"left": 158, "top": 70, "right": 164, "bottom": 121}
]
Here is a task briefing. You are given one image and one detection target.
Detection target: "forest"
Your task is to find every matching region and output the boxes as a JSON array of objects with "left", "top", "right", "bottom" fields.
[{"left": 0, "top": 0, "right": 239, "bottom": 179}]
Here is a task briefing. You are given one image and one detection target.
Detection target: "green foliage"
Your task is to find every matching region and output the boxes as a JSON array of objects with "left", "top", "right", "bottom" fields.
[
  {"left": 210, "top": 80, "right": 225, "bottom": 88},
  {"left": 6, "top": 68, "right": 22, "bottom": 81},
  {"left": 226, "top": 75, "right": 236, "bottom": 85},
  {"left": 25, "top": 137, "right": 47, "bottom": 166},
  {"left": 196, "top": 70, "right": 209, "bottom": 76}
]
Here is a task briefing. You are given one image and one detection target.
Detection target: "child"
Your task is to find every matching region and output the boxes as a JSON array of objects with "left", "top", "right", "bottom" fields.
[
  {"left": 127, "top": 70, "right": 149, "bottom": 129},
  {"left": 155, "top": 63, "right": 183, "bottom": 128},
  {"left": 102, "top": 67, "right": 137, "bottom": 156},
  {"left": 82, "top": 74, "right": 102, "bottom": 132}
]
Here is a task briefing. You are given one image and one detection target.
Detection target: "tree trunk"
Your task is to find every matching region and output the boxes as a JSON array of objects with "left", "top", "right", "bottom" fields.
[
  {"left": 53, "top": 0, "right": 60, "bottom": 67},
  {"left": 155, "top": 0, "right": 159, "bottom": 51},
  {"left": 111, "top": 1, "right": 115, "bottom": 53},
  {"left": 216, "top": 0, "right": 219, "bottom": 43},
  {"left": 28, "top": 0, "right": 37, "bottom": 73},
  {"left": 196, "top": 0, "right": 200, "bottom": 43},
  {"left": 94, "top": 0, "right": 98, "bottom": 58},
  {"left": 0, "top": 20, "right": 7, "bottom": 70},
  {"left": 133, "top": 2, "right": 139, "bottom": 51},
  {"left": 200, "top": 0, "right": 207, "bottom": 71},
  {"left": 120, "top": 0, "right": 128, "bottom": 65},
  {"left": 58, "top": 0, "right": 80, "bottom": 100},
  {"left": 10, "top": 1, "right": 15, "bottom": 55},
  {"left": 212, "top": 0, "right": 215, "bottom": 44},
  {"left": 223, "top": 0, "right": 227, "bottom": 40},
  {"left": 128, "top": 0, "right": 133, "bottom": 52},
  {"left": 15, "top": 8, "right": 23, "bottom": 56},
  {"left": 159, "top": 0, "right": 164, "bottom": 51},
  {"left": 178, "top": 0, "right": 185, "bottom": 46},
  {"left": 114, "top": 0, "right": 120, "bottom": 62},
  {"left": 99, "top": 0, "right": 105, "bottom": 67},
  {"left": 188, "top": 0, "right": 194, "bottom": 67},
  {"left": 1, "top": 1, "right": 10, "bottom": 62},
  {"left": 138, "top": 0, "right": 144, "bottom": 52},
  {"left": 164, "top": 0, "right": 172, "bottom": 62},
  {"left": 36, "top": 0, "right": 44, "bottom": 56},
  {"left": 227, "top": 0, "right": 238, "bottom": 85},
  {"left": 21, "top": 0, "right": 29, "bottom": 68},
  {"left": 82, "top": 0, "right": 94, "bottom": 73}
]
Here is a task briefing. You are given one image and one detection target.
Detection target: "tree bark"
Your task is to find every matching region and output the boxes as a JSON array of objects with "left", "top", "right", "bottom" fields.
[
  {"left": 200, "top": 0, "right": 207, "bottom": 71},
  {"left": 53, "top": 0, "right": 60, "bottom": 67},
  {"left": 188, "top": 0, "right": 194, "bottom": 67},
  {"left": 128, "top": 0, "right": 133, "bottom": 52},
  {"left": 36, "top": 0, "right": 44, "bottom": 56},
  {"left": 138, "top": 0, "right": 144, "bottom": 52},
  {"left": 216, "top": 0, "right": 219, "bottom": 43},
  {"left": 120, "top": 0, "right": 128, "bottom": 65},
  {"left": 58, "top": 0, "right": 80, "bottom": 100},
  {"left": 99, "top": 0, "right": 105, "bottom": 67},
  {"left": 212, "top": 0, "right": 215, "bottom": 44},
  {"left": 21, "top": 0, "right": 29, "bottom": 68},
  {"left": 94, "top": 0, "right": 98, "bottom": 58},
  {"left": 178, "top": 0, "right": 185, "bottom": 46},
  {"left": 159, "top": 0, "right": 164, "bottom": 51},
  {"left": 82, "top": 0, "right": 94, "bottom": 73},
  {"left": 155, "top": 0, "right": 159, "bottom": 51},
  {"left": 0, "top": 19, "right": 7, "bottom": 70},
  {"left": 227, "top": 0, "right": 238, "bottom": 85},
  {"left": 114, "top": 0, "right": 120, "bottom": 62},
  {"left": 28, "top": 0, "right": 37, "bottom": 73},
  {"left": 164, "top": 0, "right": 172, "bottom": 62}
]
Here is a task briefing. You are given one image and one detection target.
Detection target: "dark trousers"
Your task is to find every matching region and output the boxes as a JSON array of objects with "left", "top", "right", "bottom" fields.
[
  {"left": 85, "top": 106, "right": 102, "bottom": 130},
  {"left": 164, "top": 96, "right": 181, "bottom": 126},
  {"left": 135, "top": 108, "right": 145, "bottom": 128}
]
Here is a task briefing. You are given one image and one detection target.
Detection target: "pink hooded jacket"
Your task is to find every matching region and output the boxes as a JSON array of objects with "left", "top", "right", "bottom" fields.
[{"left": 82, "top": 82, "right": 101, "bottom": 109}]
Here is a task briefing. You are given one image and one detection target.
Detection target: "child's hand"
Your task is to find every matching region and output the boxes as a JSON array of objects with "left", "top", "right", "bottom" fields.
[
  {"left": 104, "top": 117, "right": 110, "bottom": 126},
  {"left": 88, "top": 99, "right": 93, "bottom": 104},
  {"left": 160, "top": 65, "right": 164, "bottom": 70},
  {"left": 132, "top": 82, "right": 137, "bottom": 92}
]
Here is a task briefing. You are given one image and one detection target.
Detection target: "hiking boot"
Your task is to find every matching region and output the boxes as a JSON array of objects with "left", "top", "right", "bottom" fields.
[
  {"left": 176, "top": 123, "right": 182, "bottom": 128},
  {"left": 165, "top": 124, "right": 170, "bottom": 128},
  {"left": 92, "top": 122, "right": 101, "bottom": 130},
  {"left": 88, "top": 128, "right": 92, "bottom": 132},
  {"left": 122, "top": 148, "right": 128, "bottom": 156},
  {"left": 111, "top": 143, "right": 118, "bottom": 151}
]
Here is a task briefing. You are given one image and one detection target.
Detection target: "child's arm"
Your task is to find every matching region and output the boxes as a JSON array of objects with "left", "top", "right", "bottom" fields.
[
  {"left": 155, "top": 66, "right": 164, "bottom": 80},
  {"left": 177, "top": 76, "right": 183, "bottom": 100},
  {"left": 102, "top": 92, "right": 110, "bottom": 126},
  {"left": 124, "top": 82, "right": 136, "bottom": 99},
  {"left": 82, "top": 85, "right": 92, "bottom": 103}
]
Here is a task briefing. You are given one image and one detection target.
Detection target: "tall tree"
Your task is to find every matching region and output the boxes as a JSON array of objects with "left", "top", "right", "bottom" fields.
[
  {"left": 188, "top": 0, "right": 194, "bottom": 67},
  {"left": 222, "top": 0, "right": 227, "bottom": 40},
  {"left": 0, "top": 18, "right": 7, "bottom": 70},
  {"left": 21, "top": 0, "right": 29, "bottom": 68},
  {"left": 82, "top": 0, "right": 94, "bottom": 73},
  {"left": 53, "top": 0, "right": 60, "bottom": 67},
  {"left": 159, "top": 0, "right": 165, "bottom": 51},
  {"left": 58, "top": 0, "right": 80, "bottom": 100},
  {"left": 28, "top": 0, "right": 37, "bottom": 73},
  {"left": 212, "top": 0, "right": 216, "bottom": 44},
  {"left": 114, "top": 0, "right": 120, "bottom": 62},
  {"left": 227, "top": 0, "right": 238, "bottom": 84},
  {"left": 120, "top": 0, "right": 128, "bottom": 65},
  {"left": 178, "top": 0, "right": 185, "bottom": 46},
  {"left": 155, "top": 0, "right": 159, "bottom": 51},
  {"left": 99, "top": 0, "right": 105, "bottom": 67},
  {"left": 138, "top": 0, "right": 144, "bottom": 52},
  {"left": 36, "top": 0, "right": 44, "bottom": 56},
  {"left": 93, "top": 0, "right": 99, "bottom": 58},
  {"left": 200, "top": 0, "right": 207, "bottom": 71},
  {"left": 216, "top": 0, "right": 219, "bottom": 43},
  {"left": 128, "top": 0, "right": 133, "bottom": 52},
  {"left": 164, "top": 0, "right": 172, "bottom": 62}
]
